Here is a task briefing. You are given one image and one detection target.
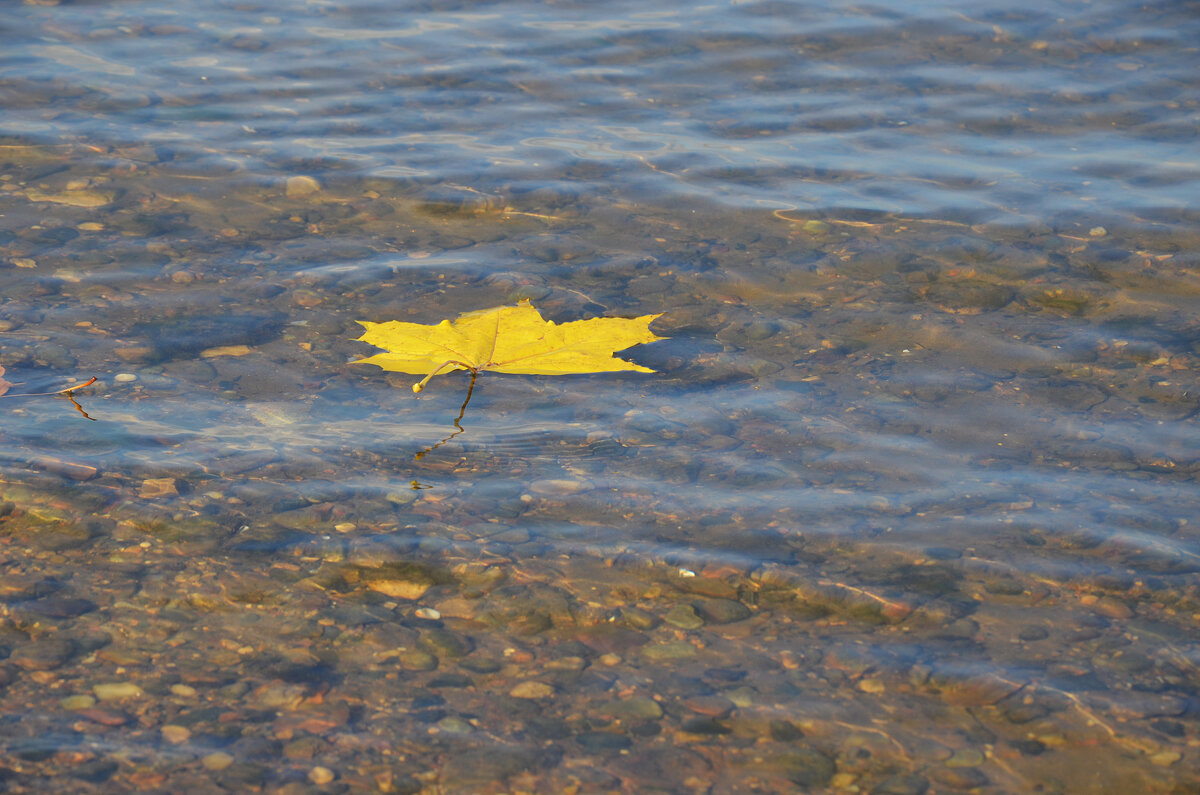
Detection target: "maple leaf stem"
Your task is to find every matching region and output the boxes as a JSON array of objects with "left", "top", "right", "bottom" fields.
[{"left": 413, "top": 361, "right": 475, "bottom": 394}]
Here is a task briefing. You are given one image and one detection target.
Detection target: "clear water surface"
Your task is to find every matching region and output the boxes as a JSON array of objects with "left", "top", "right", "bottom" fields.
[{"left": 1, "top": 0, "right": 1198, "bottom": 792}]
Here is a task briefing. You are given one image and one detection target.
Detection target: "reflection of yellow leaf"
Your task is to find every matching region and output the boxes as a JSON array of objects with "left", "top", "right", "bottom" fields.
[
  {"left": 353, "top": 300, "right": 664, "bottom": 393},
  {"left": 0, "top": 365, "right": 10, "bottom": 398}
]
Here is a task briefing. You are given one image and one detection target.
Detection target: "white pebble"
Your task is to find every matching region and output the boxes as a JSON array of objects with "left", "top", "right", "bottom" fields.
[
  {"left": 415, "top": 607, "right": 441, "bottom": 620},
  {"left": 114, "top": 373, "right": 137, "bottom": 383}
]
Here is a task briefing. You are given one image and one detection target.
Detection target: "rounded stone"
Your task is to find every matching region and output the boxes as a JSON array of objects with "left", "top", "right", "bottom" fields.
[
  {"left": 692, "top": 597, "right": 752, "bottom": 624},
  {"left": 929, "top": 766, "right": 989, "bottom": 789},
  {"left": 680, "top": 717, "right": 731, "bottom": 735},
  {"left": 60, "top": 694, "right": 96, "bottom": 710},
  {"left": 398, "top": 650, "right": 438, "bottom": 671},
  {"left": 597, "top": 697, "right": 662, "bottom": 721},
  {"left": 202, "top": 752, "right": 234, "bottom": 771},
  {"left": 874, "top": 772, "right": 930, "bottom": 795},
  {"left": 684, "top": 696, "right": 735, "bottom": 719},
  {"left": 642, "top": 642, "right": 697, "bottom": 662},
  {"left": 11, "top": 639, "right": 74, "bottom": 671},
  {"left": 161, "top": 725, "right": 191, "bottom": 744},
  {"left": 436, "top": 716, "right": 473, "bottom": 734},
  {"left": 1150, "top": 751, "right": 1181, "bottom": 767},
  {"left": 664, "top": 604, "right": 704, "bottom": 629},
  {"left": 419, "top": 629, "right": 473, "bottom": 659},
  {"left": 286, "top": 176, "right": 321, "bottom": 198},
  {"left": 945, "top": 748, "right": 985, "bottom": 767},
  {"left": 92, "top": 682, "right": 144, "bottom": 701},
  {"left": 308, "top": 766, "right": 335, "bottom": 785},
  {"left": 509, "top": 681, "right": 554, "bottom": 699},
  {"left": 1018, "top": 626, "right": 1049, "bottom": 641},
  {"left": 576, "top": 731, "right": 631, "bottom": 752}
]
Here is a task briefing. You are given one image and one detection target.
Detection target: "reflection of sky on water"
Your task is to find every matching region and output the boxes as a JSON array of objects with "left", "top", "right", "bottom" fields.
[{"left": 2, "top": 0, "right": 1197, "bottom": 222}]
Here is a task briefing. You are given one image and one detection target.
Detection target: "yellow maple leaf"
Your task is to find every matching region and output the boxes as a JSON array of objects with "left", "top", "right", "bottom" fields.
[{"left": 353, "top": 300, "right": 665, "bottom": 393}]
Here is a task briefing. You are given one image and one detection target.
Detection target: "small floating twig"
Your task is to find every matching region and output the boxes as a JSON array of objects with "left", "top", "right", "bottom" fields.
[
  {"left": 0, "top": 374, "right": 98, "bottom": 420},
  {"left": 2, "top": 376, "right": 99, "bottom": 398}
]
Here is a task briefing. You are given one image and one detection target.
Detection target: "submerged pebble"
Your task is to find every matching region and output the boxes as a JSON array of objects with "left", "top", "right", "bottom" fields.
[
  {"left": 510, "top": 681, "right": 554, "bottom": 699},
  {"left": 92, "top": 682, "right": 144, "bottom": 701}
]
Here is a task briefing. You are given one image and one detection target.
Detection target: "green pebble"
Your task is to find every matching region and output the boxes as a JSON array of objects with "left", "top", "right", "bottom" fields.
[
  {"left": 597, "top": 697, "right": 663, "bottom": 720},
  {"left": 946, "top": 748, "right": 985, "bottom": 767},
  {"left": 641, "top": 642, "right": 697, "bottom": 662},
  {"left": 726, "top": 686, "right": 756, "bottom": 707},
  {"left": 664, "top": 604, "right": 704, "bottom": 629},
  {"left": 60, "top": 694, "right": 96, "bottom": 710},
  {"left": 436, "top": 716, "right": 473, "bottom": 734},
  {"left": 93, "top": 682, "right": 144, "bottom": 701},
  {"left": 398, "top": 650, "right": 438, "bottom": 671},
  {"left": 419, "top": 629, "right": 473, "bottom": 659}
]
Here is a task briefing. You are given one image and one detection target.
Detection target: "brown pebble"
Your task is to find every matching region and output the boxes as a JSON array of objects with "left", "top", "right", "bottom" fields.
[
  {"left": 293, "top": 289, "right": 324, "bottom": 308},
  {"left": 10, "top": 639, "right": 73, "bottom": 670},
  {"left": 200, "top": 345, "right": 254, "bottom": 358},
  {"left": 1093, "top": 596, "right": 1133, "bottom": 619},
  {"left": 510, "top": 681, "right": 554, "bottom": 699},
  {"left": 77, "top": 707, "right": 131, "bottom": 726},
  {"left": 286, "top": 175, "right": 321, "bottom": 198},
  {"left": 366, "top": 579, "right": 430, "bottom": 600},
  {"left": 202, "top": 752, "right": 234, "bottom": 771},
  {"left": 929, "top": 766, "right": 989, "bottom": 789},
  {"left": 683, "top": 696, "right": 735, "bottom": 719},
  {"left": 139, "top": 478, "right": 178, "bottom": 499},
  {"left": 114, "top": 346, "right": 154, "bottom": 362},
  {"left": 32, "top": 456, "right": 98, "bottom": 481},
  {"left": 941, "top": 674, "right": 1023, "bottom": 707},
  {"left": 529, "top": 478, "right": 591, "bottom": 495},
  {"left": 161, "top": 725, "right": 191, "bottom": 744}
]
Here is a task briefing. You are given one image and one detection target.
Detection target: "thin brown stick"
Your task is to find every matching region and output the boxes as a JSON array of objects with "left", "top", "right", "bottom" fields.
[{"left": 0, "top": 376, "right": 97, "bottom": 398}]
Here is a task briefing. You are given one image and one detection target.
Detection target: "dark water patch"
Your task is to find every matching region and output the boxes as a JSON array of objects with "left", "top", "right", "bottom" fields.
[{"left": 129, "top": 313, "right": 285, "bottom": 363}]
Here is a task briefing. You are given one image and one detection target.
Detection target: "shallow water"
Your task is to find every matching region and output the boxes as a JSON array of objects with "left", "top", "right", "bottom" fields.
[{"left": 2, "top": 0, "right": 1199, "bottom": 793}]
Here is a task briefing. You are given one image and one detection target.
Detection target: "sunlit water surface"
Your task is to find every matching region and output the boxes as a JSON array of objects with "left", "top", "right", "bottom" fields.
[{"left": 1, "top": 0, "right": 1199, "bottom": 792}]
